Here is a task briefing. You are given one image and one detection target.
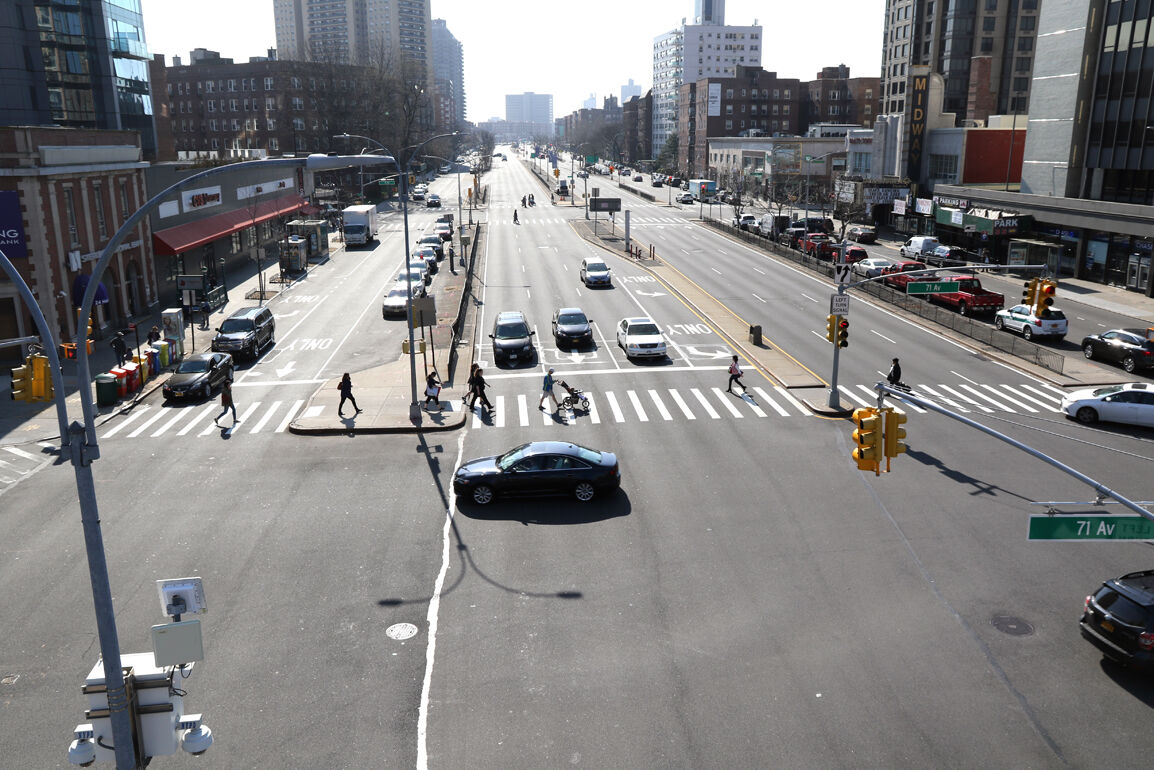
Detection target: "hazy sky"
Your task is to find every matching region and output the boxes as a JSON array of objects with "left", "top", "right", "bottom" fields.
[{"left": 141, "top": 0, "right": 885, "bottom": 123}]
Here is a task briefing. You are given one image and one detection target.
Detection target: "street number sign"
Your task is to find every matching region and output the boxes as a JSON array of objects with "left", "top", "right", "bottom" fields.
[
  {"left": 1028, "top": 515, "right": 1154, "bottom": 541},
  {"left": 907, "top": 281, "right": 961, "bottom": 295},
  {"left": 830, "top": 294, "right": 850, "bottom": 315}
]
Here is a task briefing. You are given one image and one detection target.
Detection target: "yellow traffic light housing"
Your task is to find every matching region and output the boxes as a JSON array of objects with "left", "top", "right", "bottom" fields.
[
  {"left": 852, "top": 407, "right": 882, "bottom": 474},
  {"left": 1035, "top": 279, "right": 1056, "bottom": 316},
  {"left": 826, "top": 314, "right": 839, "bottom": 344},
  {"left": 10, "top": 359, "right": 32, "bottom": 402},
  {"left": 30, "top": 354, "right": 53, "bottom": 401},
  {"left": 836, "top": 317, "right": 849, "bottom": 348},
  {"left": 883, "top": 409, "right": 908, "bottom": 466},
  {"left": 1021, "top": 278, "right": 1038, "bottom": 308}
]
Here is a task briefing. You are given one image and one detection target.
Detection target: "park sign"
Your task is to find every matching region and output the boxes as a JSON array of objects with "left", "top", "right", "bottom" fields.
[
  {"left": 907, "top": 281, "right": 960, "bottom": 295},
  {"left": 1028, "top": 515, "right": 1154, "bottom": 541}
]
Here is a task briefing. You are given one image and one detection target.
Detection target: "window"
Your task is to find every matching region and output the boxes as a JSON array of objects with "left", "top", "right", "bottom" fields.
[
  {"left": 983, "top": 17, "right": 996, "bottom": 31},
  {"left": 726, "top": 88, "right": 734, "bottom": 98},
  {"left": 1021, "top": 16, "right": 1035, "bottom": 31},
  {"left": 1013, "top": 77, "right": 1029, "bottom": 91},
  {"left": 92, "top": 185, "right": 107, "bottom": 238},
  {"left": 227, "top": 79, "right": 236, "bottom": 91},
  {"left": 1016, "top": 56, "right": 1032, "bottom": 72},
  {"left": 232, "top": 119, "right": 240, "bottom": 131},
  {"left": 293, "top": 117, "right": 305, "bottom": 130},
  {"left": 269, "top": 137, "right": 279, "bottom": 151},
  {"left": 264, "top": 77, "right": 273, "bottom": 91},
  {"left": 243, "top": 98, "right": 250, "bottom": 111},
  {"left": 292, "top": 97, "right": 304, "bottom": 110},
  {"left": 980, "top": 37, "right": 994, "bottom": 52},
  {"left": 230, "top": 231, "right": 242, "bottom": 253},
  {"left": 1018, "top": 36, "right": 1033, "bottom": 51},
  {"left": 119, "top": 181, "right": 128, "bottom": 216},
  {"left": 266, "top": 118, "right": 276, "bottom": 131},
  {"left": 207, "top": 100, "right": 215, "bottom": 112},
  {"left": 985, "top": 0, "right": 997, "bottom": 8},
  {"left": 928, "top": 154, "right": 959, "bottom": 180},
  {"left": 230, "top": 99, "right": 238, "bottom": 112},
  {"left": 63, "top": 187, "right": 78, "bottom": 245}
]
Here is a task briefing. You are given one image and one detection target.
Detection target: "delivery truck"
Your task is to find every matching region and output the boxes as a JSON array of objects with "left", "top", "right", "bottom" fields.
[
  {"left": 342, "top": 204, "right": 379, "bottom": 247},
  {"left": 689, "top": 179, "right": 717, "bottom": 202}
]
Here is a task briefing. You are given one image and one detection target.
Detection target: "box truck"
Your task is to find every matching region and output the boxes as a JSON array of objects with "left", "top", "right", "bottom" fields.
[
  {"left": 342, "top": 205, "right": 378, "bottom": 246},
  {"left": 689, "top": 179, "right": 717, "bottom": 201}
]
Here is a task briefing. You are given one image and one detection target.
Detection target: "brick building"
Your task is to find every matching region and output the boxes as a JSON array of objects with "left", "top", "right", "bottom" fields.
[
  {"left": 622, "top": 91, "right": 653, "bottom": 165},
  {"left": 803, "top": 65, "right": 880, "bottom": 130}
]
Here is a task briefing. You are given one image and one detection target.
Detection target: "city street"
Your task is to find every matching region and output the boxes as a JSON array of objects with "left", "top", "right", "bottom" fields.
[{"left": 2, "top": 152, "right": 1154, "bottom": 767}]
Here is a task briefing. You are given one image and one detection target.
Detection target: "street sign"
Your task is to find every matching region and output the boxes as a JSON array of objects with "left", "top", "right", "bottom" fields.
[
  {"left": 1028, "top": 515, "right": 1154, "bottom": 541},
  {"left": 589, "top": 197, "right": 622, "bottom": 213},
  {"left": 834, "top": 264, "right": 852, "bottom": 284},
  {"left": 830, "top": 294, "right": 850, "bottom": 315},
  {"left": 379, "top": 178, "right": 396, "bottom": 186},
  {"left": 907, "top": 281, "right": 961, "bottom": 295},
  {"left": 177, "top": 275, "right": 205, "bottom": 291}
]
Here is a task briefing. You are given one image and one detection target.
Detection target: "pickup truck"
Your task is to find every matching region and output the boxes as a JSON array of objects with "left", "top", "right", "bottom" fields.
[
  {"left": 732, "top": 213, "right": 757, "bottom": 231},
  {"left": 927, "top": 275, "right": 1005, "bottom": 316},
  {"left": 802, "top": 233, "right": 838, "bottom": 259},
  {"left": 882, "top": 261, "right": 931, "bottom": 291}
]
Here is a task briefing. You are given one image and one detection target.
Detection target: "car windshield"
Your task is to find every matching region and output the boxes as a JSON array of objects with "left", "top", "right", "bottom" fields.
[
  {"left": 586, "top": 262, "right": 608, "bottom": 272},
  {"left": 176, "top": 359, "right": 210, "bottom": 374},
  {"left": 401, "top": 271, "right": 422, "bottom": 281},
  {"left": 421, "top": 236, "right": 439, "bottom": 244},
  {"left": 496, "top": 443, "right": 532, "bottom": 470},
  {"left": 495, "top": 322, "right": 529, "bottom": 339},
  {"left": 387, "top": 289, "right": 407, "bottom": 299},
  {"left": 219, "top": 319, "right": 253, "bottom": 333},
  {"left": 558, "top": 313, "right": 587, "bottom": 325},
  {"left": 629, "top": 323, "right": 660, "bottom": 336},
  {"left": 1091, "top": 385, "right": 1126, "bottom": 397}
]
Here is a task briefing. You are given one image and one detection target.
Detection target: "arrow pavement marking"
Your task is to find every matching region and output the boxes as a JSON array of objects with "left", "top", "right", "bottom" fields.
[
  {"left": 635, "top": 290, "right": 667, "bottom": 297},
  {"left": 276, "top": 360, "right": 297, "bottom": 378}
]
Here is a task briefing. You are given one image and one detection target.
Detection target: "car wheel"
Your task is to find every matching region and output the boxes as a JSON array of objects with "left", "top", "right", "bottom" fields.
[
  {"left": 957, "top": 302, "right": 969, "bottom": 316},
  {"left": 1022, "top": 325, "right": 1033, "bottom": 341},
  {"left": 1076, "top": 406, "right": 1099, "bottom": 425},
  {"left": 1083, "top": 344, "right": 1095, "bottom": 360},
  {"left": 994, "top": 317, "right": 1005, "bottom": 331},
  {"left": 1122, "top": 355, "right": 1138, "bottom": 373},
  {"left": 574, "top": 482, "right": 596, "bottom": 502},
  {"left": 471, "top": 485, "right": 494, "bottom": 505}
]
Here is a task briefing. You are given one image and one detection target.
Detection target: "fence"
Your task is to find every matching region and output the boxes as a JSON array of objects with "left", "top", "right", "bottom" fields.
[
  {"left": 447, "top": 222, "right": 482, "bottom": 380},
  {"left": 701, "top": 218, "right": 1067, "bottom": 375}
]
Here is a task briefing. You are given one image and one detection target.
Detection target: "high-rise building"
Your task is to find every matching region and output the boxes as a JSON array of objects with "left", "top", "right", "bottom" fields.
[
  {"left": 431, "top": 19, "right": 465, "bottom": 126},
  {"left": 506, "top": 92, "right": 553, "bottom": 137},
  {"left": 880, "top": 0, "right": 1040, "bottom": 124},
  {"left": 651, "top": 4, "right": 762, "bottom": 156},
  {"left": 621, "top": 79, "right": 642, "bottom": 104},
  {"left": 0, "top": 0, "right": 157, "bottom": 159},
  {"left": 273, "top": 0, "right": 432, "bottom": 77}
]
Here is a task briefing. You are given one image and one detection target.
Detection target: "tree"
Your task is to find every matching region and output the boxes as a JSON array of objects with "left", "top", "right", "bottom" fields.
[{"left": 654, "top": 134, "right": 678, "bottom": 174}]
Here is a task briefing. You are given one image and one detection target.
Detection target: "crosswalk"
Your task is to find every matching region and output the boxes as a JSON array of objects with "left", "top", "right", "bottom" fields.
[
  {"left": 493, "top": 215, "right": 693, "bottom": 227},
  {"left": 96, "top": 399, "right": 309, "bottom": 441},
  {"left": 0, "top": 442, "right": 57, "bottom": 496}
]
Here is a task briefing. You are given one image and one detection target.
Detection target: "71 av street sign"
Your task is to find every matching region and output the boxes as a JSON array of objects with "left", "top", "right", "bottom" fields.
[
  {"left": 1028, "top": 515, "right": 1154, "bottom": 541},
  {"left": 907, "top": 281, "right": 961, "bottom": 295}
]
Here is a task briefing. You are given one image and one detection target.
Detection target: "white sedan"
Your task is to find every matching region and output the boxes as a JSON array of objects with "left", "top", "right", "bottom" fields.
[
  {"left": 1061, "top": 382, "right": 1154, "bottom": 426},
  {"left": 616, "top": 317, "right": 668, "bottom": 360},
  {"left": 852, "top": 257, "right": 895, "bottom": 278},
  {"left": 994, "top": 304, "right": 1068, "bottom": 341},
  {"left": 382, "top": 287, "right": 410, "bottom": 318}
]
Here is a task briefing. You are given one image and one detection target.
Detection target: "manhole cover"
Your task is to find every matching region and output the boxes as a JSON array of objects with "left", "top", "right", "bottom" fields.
[
  {"left": 991, "top": 615, "right": 1034, "bottom": 636},
  {"left": 386, "top": 622, "right": 418, "bottom": 640}
]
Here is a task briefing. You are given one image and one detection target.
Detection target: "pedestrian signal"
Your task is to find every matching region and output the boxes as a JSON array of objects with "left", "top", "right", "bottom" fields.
[
  {"left": 836, "top": 318, "right": 849, "bottom": 348},
  {"left": 826, "top": 314, "right": 839, "bottom": 344},
  {"left": 851, "top": 407, "right": 882, "bottom": 474},
  {"left": 884, "top": 409, "right": 907, "bottom": 462}
]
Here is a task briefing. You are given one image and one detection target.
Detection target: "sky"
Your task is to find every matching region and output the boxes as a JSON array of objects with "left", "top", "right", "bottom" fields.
[{"left": 141, "top": 0, "right": 886, "bottom": 123}]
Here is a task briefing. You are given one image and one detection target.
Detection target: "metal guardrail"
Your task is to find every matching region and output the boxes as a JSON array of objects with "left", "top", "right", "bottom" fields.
[
  {"left": 701, "top": 218, "right": 1067, "bottom": 375},
  {"left": 447, "top": 222, "right": 482, "bottom": 380}
]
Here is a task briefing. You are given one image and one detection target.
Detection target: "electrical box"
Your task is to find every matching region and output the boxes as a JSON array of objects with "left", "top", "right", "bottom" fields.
[
  {"left": 83, "top": 653, "right": 186, "bottom": 762},
  {"left": 152, "top": 620, "right": 205, "bottom": 666}
]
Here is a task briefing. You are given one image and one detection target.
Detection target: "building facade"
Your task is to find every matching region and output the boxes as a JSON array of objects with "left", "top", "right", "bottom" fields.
[
  {"left": 0, "top": 0, "right": 157, "bottom": 160},
  {"left": 803, "top": 66, "right": 880, "bottom": 130},
  {"left": 623, "top": 91, "right": 654, "bottom": 165},
  {"left": 431, "top": 19, "right": 465, "bottom": 127},
  {"left": 505, "top": 93, "right": 554, "bottom": 138}
]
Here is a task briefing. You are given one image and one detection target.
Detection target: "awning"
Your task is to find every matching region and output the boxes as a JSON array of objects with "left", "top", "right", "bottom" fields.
[{"left": 152, "top": 195, "right": 307, "bottom": 256}]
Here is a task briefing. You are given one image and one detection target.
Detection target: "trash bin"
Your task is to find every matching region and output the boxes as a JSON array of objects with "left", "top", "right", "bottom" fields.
[
  {"left": 154, "top": 340, "right": 170, "bottom": 368},
  {"left": 749, "top": 324, "right": 762, "bottom": 346},
  {"left": 146, "top": 347, "right": 159, "bottom": 375},
  {"left": 123, "top": 361, "right": 140, "bottom": 392},
  {"left": 132, "top": 354, "right": 149, "bottom": 385},
  {"left": 95, "top": 374, "right": 119, "bottom": 406}
]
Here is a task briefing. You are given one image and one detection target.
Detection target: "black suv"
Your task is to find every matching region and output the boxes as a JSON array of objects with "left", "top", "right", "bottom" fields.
[
  {"left": 1080, "top": 569, "right": 1154, "bottom": 671},
  {"left": 489, "top": 311, "right": 535, "bottom": 366}
]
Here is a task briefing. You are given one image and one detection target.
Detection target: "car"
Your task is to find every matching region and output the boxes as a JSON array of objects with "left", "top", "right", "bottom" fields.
[
  {"left": 1081, "top": 329, "right": 1154, "bottom": 373},
  {"left": 433, "top": 223, "right": 452, "bottom": 241},
  {"left": 162, "top": 352, "right": 233, "bottom": 401},
  {"left": 410, "top": 189, "right": 425, "bottom": 201},
  {"left": 211, "top": 305, "right": 275, "bottom": 359},
  {"left": 382, "top": 287, "right": 410, "bottom": 318},
  {"left": 1080, "top": 569, "right": 1154, "bottom": 671},
  {"left": 412, "top": 246, "right": 438, "bottom": 274},
  {"left": 847, "top": 225, "right": 877, "bottom": 243},
  {"left": 453, "top": 441, "right": 621, "bottom": 505},
  {"left": 882, "top": 260, "right": 930, "bottom": 289},
  {"left": 732, "top": 213, "right": 757, "bottom": 230},
  {"left": 852, "top": 257, "right": 895, "bottom": 278},
  {"left": 632, "top": 174, "right": 643, "bottom": 182},
  {"left": 552, "top": 307, "right": 593, "bottom": 347},
  {"left": 927, "top": 245, "right": 973, "bottom": 267},
  {"left": 395, "top": 269, "right": 427, "bottom": 298},
  {"left": 676, "top": 192, "right": 695, "bottom": 204},
  {"left": 1061, "top": 382, "right": 1154, "bottom": 426},
  {"left": 842, "top": 245, "right": 869, "bottom": 264},
  {"left": 580, "top": 257, "right": 611, "bottom": 287},
  {"left": 426, "top": 193, "right": 441, "bottom": 208},
  {"left": 489, "top": 310, "right": 536, "bottom": 366},
  {"left": 994, "top": 305, "right": 1067, "bottom": 341},
  {"left": 416, "top": 234, "right": 444, "bottom": 259},
  {"left": 617, "top": 317, "right": 667, "bottom": 360},
  {"left": 900, "top": 235, "right": 941, "bottom": 259},
  {"left": 651, "top": 178, "right": 664, "bottom": 188},
  {"left": 576, "top": 170, "right": 588, "bottom": 178},
  {"left": 439, "top": 164, "right": 451, "bottom": 173}
]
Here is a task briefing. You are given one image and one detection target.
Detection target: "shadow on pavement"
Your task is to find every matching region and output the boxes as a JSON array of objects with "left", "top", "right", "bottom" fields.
[{"left": 456, "top": 489, "right": 632, "bottom": 525}]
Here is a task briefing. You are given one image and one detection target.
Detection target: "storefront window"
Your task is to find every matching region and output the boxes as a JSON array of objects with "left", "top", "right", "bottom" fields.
[{"left": 1085, "top": 233, "right": 1109, "bottom": 280}]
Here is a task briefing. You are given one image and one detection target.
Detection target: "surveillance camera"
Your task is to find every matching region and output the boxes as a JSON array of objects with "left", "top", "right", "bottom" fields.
[
  {"left": 67, "top": 725, "right": 96, "bottom": 767},
  {"left": 180, "top": 716, "right": 213, "bottom": 755}
]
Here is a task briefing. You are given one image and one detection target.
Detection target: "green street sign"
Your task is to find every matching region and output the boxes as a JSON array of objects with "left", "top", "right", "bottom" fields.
[
  {"left": 1028, "top": 515, "right": 1154, "bottom": 541},
  {"left": 379, "top": 178, "right": 396, "bottom": 186},
  {"left": 907, "top": 281, "right": 960, "bottom": 295}
]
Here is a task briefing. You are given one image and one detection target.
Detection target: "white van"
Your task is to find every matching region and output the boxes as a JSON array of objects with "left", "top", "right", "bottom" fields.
[{"left": 900, "top": 236, "right": 941, "bottom": 259}]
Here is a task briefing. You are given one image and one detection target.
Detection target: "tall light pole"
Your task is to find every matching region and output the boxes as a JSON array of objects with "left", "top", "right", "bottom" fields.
[{"left": 336, "top": 131, "right": 460, "bottom": 421}]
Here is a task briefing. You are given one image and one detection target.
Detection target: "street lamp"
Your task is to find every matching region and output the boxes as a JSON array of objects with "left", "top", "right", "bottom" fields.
[{"left": 335, "top": 131, "right": 460, "bottom": 422}]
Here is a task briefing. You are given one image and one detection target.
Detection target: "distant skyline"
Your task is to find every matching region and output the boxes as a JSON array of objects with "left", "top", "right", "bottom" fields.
[{"left": 141, "top": 0, "right": 885, "bottom": 124}]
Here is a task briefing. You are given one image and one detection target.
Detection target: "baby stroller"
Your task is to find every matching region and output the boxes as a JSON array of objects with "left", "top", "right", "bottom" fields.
[{"left": 557, "top": 380, "right": 589, "bottom": 411}]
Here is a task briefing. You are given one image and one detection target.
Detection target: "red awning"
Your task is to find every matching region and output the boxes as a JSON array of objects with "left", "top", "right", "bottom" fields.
[{"left": 152, "top": 195, "right": 308, "bottom": 256}]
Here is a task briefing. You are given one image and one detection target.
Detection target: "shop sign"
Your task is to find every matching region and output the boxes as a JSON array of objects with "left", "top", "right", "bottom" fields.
[
  {"left": 906, "top": 66, "right": 930, "bottom": 176},
  {"left": 951, "top": 209, "right": 964, "bottom": 225},
  {"left": 0, "top": 190, "right": 27, "bottom": 259},
  {"left": 864, "top": 186, "right": 909, "bottom": 205},
  {"left": 993, "top": 215, "right": 1034, "bottom": 236},
  {"left": 892, "top": 199, "right": 907, "bottom": 215},
  {"left": 915, "top": 198, "right": 933, "bottom": 215},
  {"left": 933, "top": 195, "right": 969, "bottom": 209},
  {"left": 183, "top": 186, "right": 222, "bottom": 212}
]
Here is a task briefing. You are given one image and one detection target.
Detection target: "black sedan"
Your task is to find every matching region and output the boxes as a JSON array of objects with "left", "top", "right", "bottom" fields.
[
  {"left": 162, "top": 352, "right": 233, "bottom": 401},
  {"left": 552, "top": 307, "right": 593, "bottom": 348},
  {"left": 454, "top": 441, "right": 620, "bottom": 505},
  {"left": 1082, "top": 329, "right": 1154, "bottom": 373}
]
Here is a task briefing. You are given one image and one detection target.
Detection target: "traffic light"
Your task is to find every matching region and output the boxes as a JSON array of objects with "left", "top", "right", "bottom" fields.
[
  {"left": 1035, "top": 279, "right": 1056, "bottom": 316},
  {"left": 9, "top": 358, "right": 32, "bottom": 402},
  {"left": 30, "top": 354, "right": 53, "bottom": 401},
  {"left": 851, "top": 407, "right": 882, "bottom": 474},
  {"left": 1021, "top": 278, "right": 1038, "bottom": 308},
  {"left": 836, "top": 317, "right": 849, "bottom": 348},
  {"left": 826, "top": 314, "right": 839, "bottom": 343},
  {"left": 883, "top": 409, "right": 908, "bottom": 462},
  {"left": 553, "top": 168, "right": 560, "bottom": 178}
]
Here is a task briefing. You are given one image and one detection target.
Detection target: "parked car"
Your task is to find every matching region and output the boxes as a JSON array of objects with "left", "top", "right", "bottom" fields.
[
  {"left": 426, "top": 193, "right": 442, "bottom": 208},
  {"left": 453, "top": 441, "right": 621, "bottom": 505},
  {"left": 852, "top": 257, "right": 895, "bottom": 278},
  {"left": 433, "top": 223, "right": 453, "bottom": 242},
  {"left": 883, "top": 261, "right": 931, "bottom": 291},
  {"left": 412, "top": 246, "right": 439, "bottom": 275},
  {"left": 779, "top": 226, "right": 808, "bottom": 249},
  {"left": 899, "top": 235, "right": 941, "bottom": 259},
  {"left": 395, "top": 269, "right": 426, "bottom": 298},
  {"left": 211, "top": 306, "right": 275, "bottom": 359},
  {"left": 926, "top": 245, "right": 973, "bottom": 267},
  {"left": 162, "top": 352, "right": 234, "bottom": 401},
  {"left": 552, "top": 307, "right": 593, "bottom": 348},
  {"left": 847, "top": 225, "right": 877, "bottom": 243},
  {"left": 994, "top": 305, "right": 1067, "bottom": 341},
  {"left": 382, "top": 287, "right": 410, "bottom": 318},
  {"left": 416, "top": 234, "right": 444, "bottom": 259},
  {"left": 1061, "top": 382, "right": 1154, "bottom": 426},
  {"left": 490, "top": 310, "right": 536, "bottom": 366},
  {"left": 732, "top": 213, "right": 757, "bottom": 231},
  {"left": 406, "top": 259, "right": 430, "bottom": 284},
  {"left": 842, "top": 245, "right": 869, "bottom": 264},
  {"left": 1081, "top": 329, "right": 1154, "bottom": 372},
  {"left": 617, "top": 317, "right": 667, "bottom": 360},
  {"left": 802, "top": 233, "right": 837, "bottom": 259},
  {"left": 580, "top": 258, "right": 612, "bottom": 287},
  {"left": 1080, "top": 569, "right": 1154, "bottom": 671}
]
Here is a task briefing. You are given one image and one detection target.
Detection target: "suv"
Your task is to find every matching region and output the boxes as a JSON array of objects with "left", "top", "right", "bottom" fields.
[
  {"left": 1081, "top": 570, "right": 1154, "bottom": 671},
  {"left": 489, "top": 311, "right": 536, "bottom": 366},
  {"left": 212, "top": 306, "right": 275, "bottom": 359}
]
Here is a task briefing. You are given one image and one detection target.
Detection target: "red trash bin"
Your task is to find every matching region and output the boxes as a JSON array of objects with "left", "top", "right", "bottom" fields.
[
  {"left": 123, "top": 361, "right": 140, "bottom": 392},
  {"left": 110, "top": 366, "right": 128, "bottom": 397},
  {"left": 146, "top": 347, "right": 159, "bottom": 375}
]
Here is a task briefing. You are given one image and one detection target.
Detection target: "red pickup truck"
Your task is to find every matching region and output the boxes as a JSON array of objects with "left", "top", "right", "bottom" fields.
[
  {"left": 802, "top": 233, "right": 838, "bottom": 259},
  {"left": 928, "top": 275, "right": 1005, "bottom": 316},
  {"left": 883, "top": 261, "right": 930, "bottom": 291}
]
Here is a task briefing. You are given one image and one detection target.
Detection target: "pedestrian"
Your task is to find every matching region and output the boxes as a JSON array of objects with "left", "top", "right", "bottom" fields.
[
  {"left": 110, "top": 332, "right": 129, "bottom": 367},
  {"left": 146, "top": 325, "right": 161, "bottom": 346},
  {"left": 214, "top": 378, "right": 238, "bottom": 426},
  {"left": 472, "top": 367, "right": 493, "bottom": 413},
  {"left": 337, "top": 372, "right": 362, "bottom": 417},
  {"left": 539, "top": 367, "right": 560, "bottom": 411},
  {"left": 424, "top": 370, "right": 442, "bottom": 411},
  {"left": 887, "top": 357, "right": 902, "bottom": 387},
  {"left": 726, "top": 355, "right": 746, "bottom": 394},
  {"left": 465, "top": 363, "right": 479, "bottom": 408}
]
